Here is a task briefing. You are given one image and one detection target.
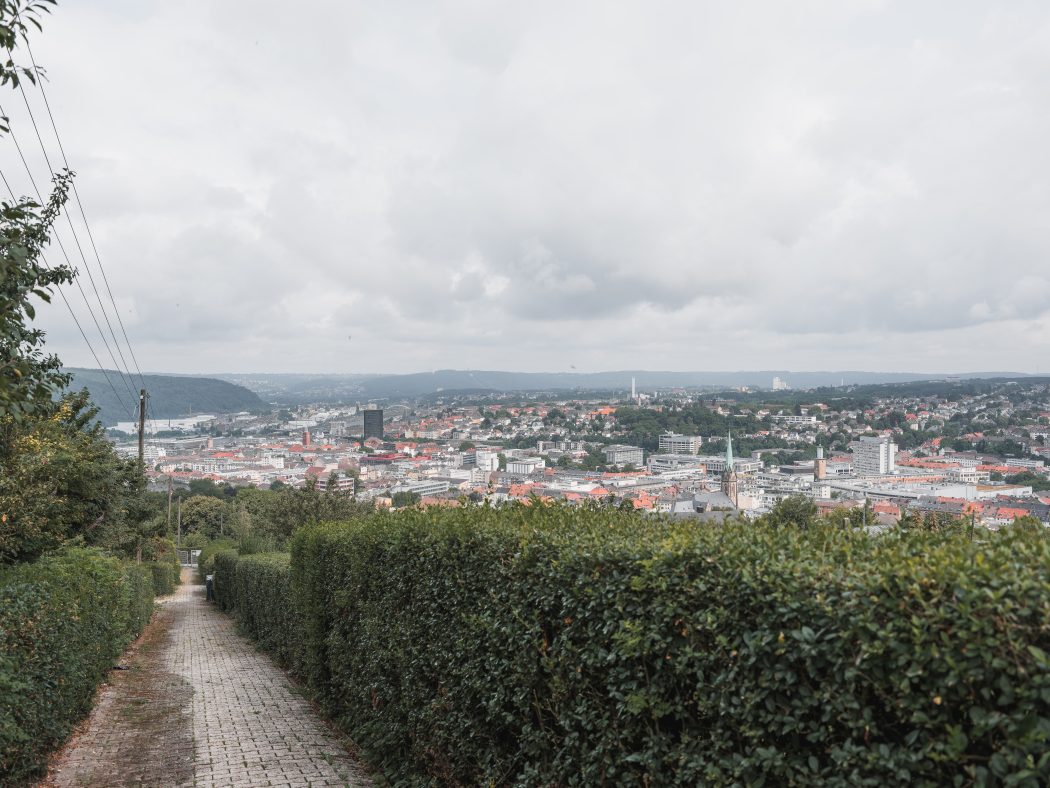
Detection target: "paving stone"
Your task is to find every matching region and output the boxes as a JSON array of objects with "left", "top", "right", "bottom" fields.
[{"left": 44, "top": 572, "right": 371, "bottom": 787}]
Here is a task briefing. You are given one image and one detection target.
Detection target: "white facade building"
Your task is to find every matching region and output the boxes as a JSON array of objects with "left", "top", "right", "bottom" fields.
[
  {"left": 507, "top": 457, "right": 545, "bottom": 475},
  {"left": 852, "top": 435, "right": 898, "bottom": 476},
  {"left": 658, "top": 431, "right": 702, "bottom": 454},
  {"left": 475, "top": 449, "right": 500, "bottom": 472},
  {"left": 603, "top": 445, "right": 644, "bottom": 466}
]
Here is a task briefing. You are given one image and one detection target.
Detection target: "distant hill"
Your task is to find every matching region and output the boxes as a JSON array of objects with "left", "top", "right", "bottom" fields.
[
  {"left": 217, "top": 369, "right": 1035, "bottom": 403},
  {"left": 65, "top": 368, "right": 264, "bottom": 426}
]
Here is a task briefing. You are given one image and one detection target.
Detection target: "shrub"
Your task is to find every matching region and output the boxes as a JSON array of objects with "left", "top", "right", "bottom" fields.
[
  {"left": 196, "top": 538, "right": 236, "bottom": 583},
  {"left": 216, "top": 506, "right": 1050, "bottom": 786},
  {"left": 150, "top": 537, "right": 181, "bottom": 585},
  {"left": 213, "top": 552, "right": 296, "bottom": 668},
  {"left": 149, "top": 560, "right": 176, "bottom": 596},
  {"left": 0, "top": 548, "right": 154, "bottom": 784}
]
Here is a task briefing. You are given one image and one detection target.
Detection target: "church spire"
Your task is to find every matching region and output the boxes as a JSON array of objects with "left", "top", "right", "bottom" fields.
[{"left": 721, "top": 431, "right": 739, "bottom": 508}]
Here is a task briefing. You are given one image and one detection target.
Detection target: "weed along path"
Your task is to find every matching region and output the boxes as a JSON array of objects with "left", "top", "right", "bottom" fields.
[{"left": 43, "top": 571, "right": 371, "bottom": 788}]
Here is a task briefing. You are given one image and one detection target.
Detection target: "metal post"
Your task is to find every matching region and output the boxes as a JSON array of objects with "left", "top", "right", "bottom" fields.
[{"left": 138, "top": 389, "right": 146, "bottom": 466}]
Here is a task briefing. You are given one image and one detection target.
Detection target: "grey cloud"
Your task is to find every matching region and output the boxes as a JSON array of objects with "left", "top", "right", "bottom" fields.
[{"left": 20, "top": 0, "right": 1050, "bottom": 374}]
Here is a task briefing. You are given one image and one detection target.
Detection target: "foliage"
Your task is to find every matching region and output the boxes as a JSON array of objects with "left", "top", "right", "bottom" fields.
[
  {"left": 390, "top": 490, "right": 420, "bottom": 508},
  {"left": 213, "top": 552, "right": 296, "bottom": 668},
  {"left": 231, "top": 484, "right": 372, "bottom": 544},
  {"left": 187, "top": 478, "right": 235, "bottom": 499},
  {"left": 149, "top": 560, "right": 176, "bottom": 596},
  {"left": 1006, "top": 471, "right": 1050, "bottom": 492},
  {"left": 178, "top": 495, "right": 228, "bottom": 539},
  {"left": 214, "top": 506, "right": 1050, "bottom": 786},
  {"left": 64, "top": 368, "right": 262, "bottom": 427},
  {"left": 0, "top": 170, "right": 72, "bottom": 421},
  {"left": 759, "top": 495, "right": 819, "bottom": 529},
  {"left": 0, "top": 391, "right": 145, "bottom": 564},
  {"left": 0, "top": 547, "right": 153, "bottom": 784},
  {"left": 615, "top": 403, "right": 759, "bottom": 451},
  {"left": 196, "top": 537, "right": 236, "bottom": 582}
]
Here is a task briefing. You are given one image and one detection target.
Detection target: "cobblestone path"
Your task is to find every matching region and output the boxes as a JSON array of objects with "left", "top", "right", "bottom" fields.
[{"left": 44, "top": 573, "right": 370, "bottom": 788}]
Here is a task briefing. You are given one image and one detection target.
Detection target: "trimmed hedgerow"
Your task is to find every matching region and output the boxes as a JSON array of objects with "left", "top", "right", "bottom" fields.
[
  {"left": 197, "top": 538, "right": 236, "bottom": 583},
  {"left": 214, "top": 506, "right": 1050, "bottom": 786},
  {"left": 0, "top": 548, "right": 154, "bottom": 784},
  {"left": 213, "top": 551, "right": 297, "bottom": 668},
  {"left": 149, "top": 560, "right": 176, "bottom": 596}
]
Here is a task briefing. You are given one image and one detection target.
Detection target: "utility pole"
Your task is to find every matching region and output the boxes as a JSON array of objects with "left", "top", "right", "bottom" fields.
[
  {"left": 138, "top": 388, "right": 147, "bottom": 466},
  {"left": 177, "top": 496, "right": 182, "bottom": 548},
  {"left": 167, "top": 476, "right": 173, "bottom": 535}
]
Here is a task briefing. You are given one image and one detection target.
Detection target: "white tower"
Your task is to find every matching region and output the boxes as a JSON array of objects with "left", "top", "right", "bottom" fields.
[{"left": 631, "top": 377, "right": 636, "bottom": 400}]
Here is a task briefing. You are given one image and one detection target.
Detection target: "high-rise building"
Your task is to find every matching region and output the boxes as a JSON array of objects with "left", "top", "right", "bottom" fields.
[
  {"left": 658, "top": 431, "right": 702, "bottom": 454},
  {"left": 852, "top": 435, "right": 897, "bottom": 476},
  {"left": 363, "top": 408, "right": 384, "bottom": 440},
  {"left": 772, "top": 376, "right": 790, "bottom": 391}
]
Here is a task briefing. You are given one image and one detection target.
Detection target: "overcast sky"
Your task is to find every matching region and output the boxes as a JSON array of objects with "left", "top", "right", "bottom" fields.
[{"left": 9, "top": 0, "right": 1050, "bottom": 375}]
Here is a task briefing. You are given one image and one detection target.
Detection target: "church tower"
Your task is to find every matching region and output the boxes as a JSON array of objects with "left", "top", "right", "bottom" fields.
[{"left": 721, "top": 431, "right": 739, "bottom": 507}]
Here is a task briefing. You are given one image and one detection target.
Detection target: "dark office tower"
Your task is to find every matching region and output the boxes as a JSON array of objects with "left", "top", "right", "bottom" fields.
[{"left": 363, "top": 408, "right": 384, "bottom": 440}]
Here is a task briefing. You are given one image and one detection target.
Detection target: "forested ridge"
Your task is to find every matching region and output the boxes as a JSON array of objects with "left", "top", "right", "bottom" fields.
[{"left": 66, "top": 368, "right": 263, "bottom": 424}]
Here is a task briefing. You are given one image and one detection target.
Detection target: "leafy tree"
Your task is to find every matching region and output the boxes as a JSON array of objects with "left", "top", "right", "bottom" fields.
[
  {"left": 188, "top": 478, "right": 230, "bottom": 499},
  {"left": 1004, "top": 471, "right": 1050, "bottom": 491},
  {"left": 179, "top": 495, "right": 228, "bottom": 539},
  {"left": 0, "top": 171, "right": 73, "bottom": 421},
  {"left": 391, "top": 490, "right": 421, "bottom": 508},
  {"left": 0, "top": 390, "right": 141, "bottom": 562},
  {"left": 761, "top": 495, "right": 818, "bottom": 529}
]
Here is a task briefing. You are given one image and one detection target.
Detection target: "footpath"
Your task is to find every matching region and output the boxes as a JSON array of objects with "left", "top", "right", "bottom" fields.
[{"left": 42, "top": 570, "right": 371, "bottom": 788}]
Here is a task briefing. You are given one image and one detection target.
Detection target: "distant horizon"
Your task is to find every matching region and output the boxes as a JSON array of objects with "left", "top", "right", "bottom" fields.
[{"left": 67, "top": 365, "right": 1049, "bottom": 380}]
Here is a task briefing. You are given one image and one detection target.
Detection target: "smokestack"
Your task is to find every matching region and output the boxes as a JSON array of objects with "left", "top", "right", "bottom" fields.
[
  {"left": 303, "top": 429, "right": 311, "bottom": 448},
  {"left": 815, "top": 446, "right": 826, "bottom": 480}
]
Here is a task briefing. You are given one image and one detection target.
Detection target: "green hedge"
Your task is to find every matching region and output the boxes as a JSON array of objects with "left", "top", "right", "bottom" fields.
[
  {"left": 197, "top": 538, "right": 236, "bottom": 583},
  {"left": 0, "top": 548, "right": 154, "bottom": 784},
  {"left": 214, "top": 506, "right": 1050, "bottom": 786},
  {"left": 213, "top": 551, "right": 297, "bottom": 668},
  {"left": 149, "top": 560, "right": 176, "bottom": 596}
]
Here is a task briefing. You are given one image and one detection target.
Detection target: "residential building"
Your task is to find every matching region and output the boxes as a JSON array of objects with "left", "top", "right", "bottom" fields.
[
  {"left": 507, "top": 457, "right": 545, "bottom": 475},
  {"left": 852, "top": 435, "right": 898, "bottom": 476},
  {"left": 658, "top": 431, "right": 702, "bottom": 454},
  {"left": 603, "top": 444, "right": 644, "bottom": 466}
]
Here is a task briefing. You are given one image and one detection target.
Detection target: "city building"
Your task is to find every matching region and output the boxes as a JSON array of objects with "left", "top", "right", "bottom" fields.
[
  {"left": 772, "top": 376, "right": 790, "bottom": 391},
  {"left": 648, "top": 453, "right": 706, "bottom": 474},
  {"left": 852, "top": 435, "right": 898, "bottom": 476},
  {"left": 603, "top": 444, "right": 644, "bottom": 466},
  {"left": 771, "top": 414, "right": 818, "bottom": 425},
  {"left": 475, "top": 448, "right": 500, "bottom": 472},
  {"left": 363, "top": 408, "right": 384, "bottom": 440},
  {"left": 507, "top": 457, "right": 545, "bottom": 475},
  {"left": 658, "top": 431, "right": 702, "bottom": 454}
]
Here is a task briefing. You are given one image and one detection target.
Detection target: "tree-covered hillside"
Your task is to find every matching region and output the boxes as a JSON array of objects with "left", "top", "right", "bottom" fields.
[{"left": 65, "top": 369, "right": 263, "bottom": 425}]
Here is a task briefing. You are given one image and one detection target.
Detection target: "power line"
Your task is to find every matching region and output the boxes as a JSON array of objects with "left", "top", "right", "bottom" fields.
[
  {"left": 0, "top": 166, "right": 135, "bottom": 417},
  {"left": 0, "top": 107, "right": 139, "bottom": 416},
  {"left": 8, "top": 77, "right": 141, "bottom": 399},
  {"left": 16, "top": 32, "right": 150, "bottom": 394}
]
